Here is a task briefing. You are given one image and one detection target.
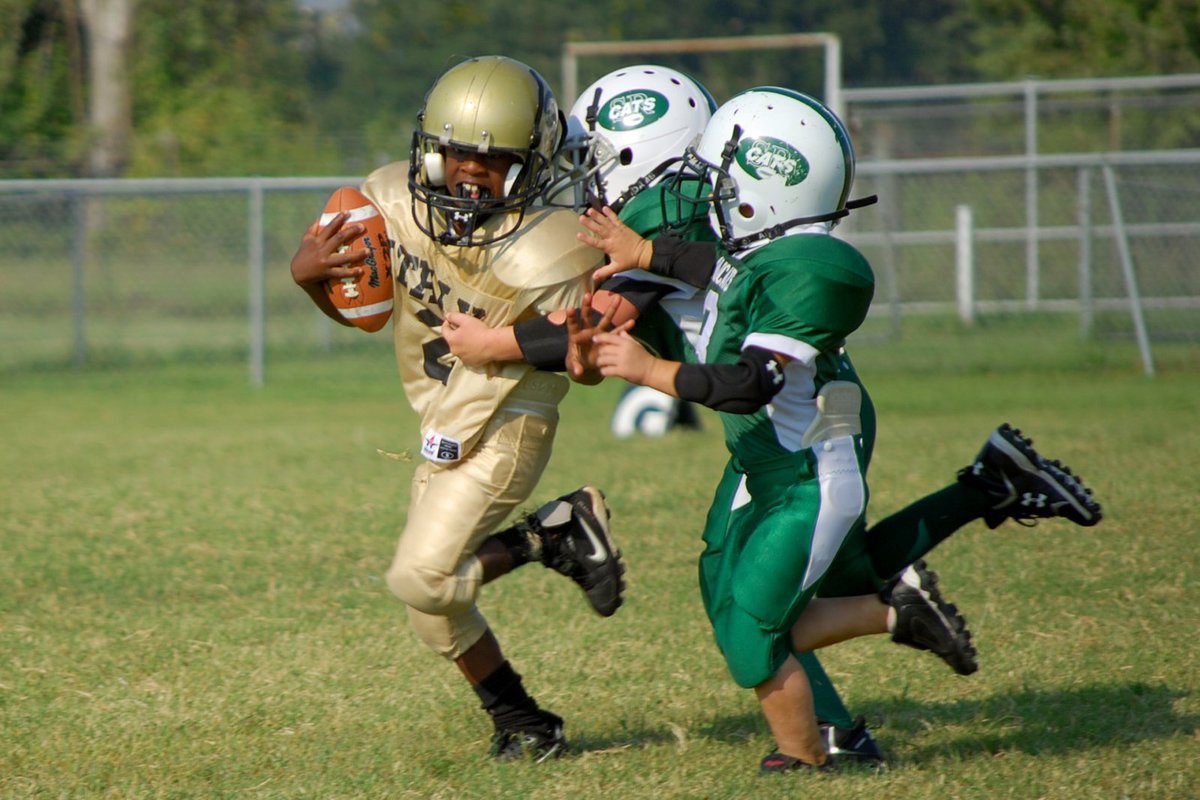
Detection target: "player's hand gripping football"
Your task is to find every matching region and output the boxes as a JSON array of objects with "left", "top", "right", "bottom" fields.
[
  {"left": 290, "top": 212, "right": 366, "bottom": 288},
  {"left": 577, "top": 205, "right": 653, "bottom": 283}
]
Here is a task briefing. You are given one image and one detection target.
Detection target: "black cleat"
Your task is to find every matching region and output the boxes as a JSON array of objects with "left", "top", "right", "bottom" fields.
[
  {"left": 489, "top": 710, "right": 568, "bottom": 763},
  {"left": 821, "top": 716, "right": 885, "bottom": 764},
  {"left": 885, "top": 560, "right": 978, "bottom": 676},
  {"left": 958, "top": 423, "right": 1103, "bottom": 529},
  {"left": 760, "top": 751, "right": 837, "bottom": 774},
  {"left": 529, "top": 486, "right": 625, "bottom": 617}
]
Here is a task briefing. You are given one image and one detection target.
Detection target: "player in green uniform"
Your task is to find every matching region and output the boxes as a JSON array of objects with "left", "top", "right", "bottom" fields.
[
  {"left": 577, "top": 87, "right": 1102, "bottom": 772},
  {"left": 290, "top": 56, "right": 627, "bottom": 762},
  {"left": 443, "top": 66, "right": 985, "bottom": 765}
]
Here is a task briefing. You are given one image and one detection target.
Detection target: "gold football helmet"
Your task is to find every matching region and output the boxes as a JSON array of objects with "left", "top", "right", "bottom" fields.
[{"left": 408, "top": 55, "right": 562, "bottom": 245}]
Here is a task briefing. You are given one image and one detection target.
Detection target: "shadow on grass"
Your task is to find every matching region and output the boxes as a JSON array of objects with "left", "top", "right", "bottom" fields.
[
  {"left": 864, "top": 681, "right": 1196, "bottom": 761},
  {"left": 569, "top": 681, "right": 1194, "bottom": 763}
]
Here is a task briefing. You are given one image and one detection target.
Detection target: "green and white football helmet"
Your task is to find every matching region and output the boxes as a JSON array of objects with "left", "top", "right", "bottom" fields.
[
  {"left": 668, "top": 87, "right": 875, "bottom": 252},
  {"left": 409, "top": 55, "right": 562, "bottom": 245},
  {"left": 545, "top": 64, "right": 715, "bottom": 211}
]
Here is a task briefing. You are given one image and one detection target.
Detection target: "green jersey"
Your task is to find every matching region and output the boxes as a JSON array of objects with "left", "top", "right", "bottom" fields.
[{"left": 696, "top": 233, "right": 874, "bottom": 468}]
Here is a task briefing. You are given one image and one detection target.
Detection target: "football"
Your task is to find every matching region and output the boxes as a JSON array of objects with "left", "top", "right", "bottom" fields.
[{"left": 321, "top": 187, "right": 394, "bottom": 332}]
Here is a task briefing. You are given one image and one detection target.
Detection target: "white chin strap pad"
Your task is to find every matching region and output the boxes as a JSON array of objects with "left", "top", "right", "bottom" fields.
[
  {"left": 503, "top": 162, "right": 523, "bottom": 195},
  {"left": 423, "top": 152, "right": 445, "bottom": 185}
]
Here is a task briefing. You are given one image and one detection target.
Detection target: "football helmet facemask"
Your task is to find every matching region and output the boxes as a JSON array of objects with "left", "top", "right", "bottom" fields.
[
  {"left": 665, "top": 87, "right": 876, "bottom": 252},
  {"left": 409, "top": 55, "right": 562, "bottom": 246},
  {"left": 543, "top": 65, "right": 715, "bottom": 213}
]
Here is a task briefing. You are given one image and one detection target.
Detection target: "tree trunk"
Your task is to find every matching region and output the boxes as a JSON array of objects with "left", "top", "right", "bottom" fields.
[{"left": 79, "top": 0, "right": 135, "bottom": 177}]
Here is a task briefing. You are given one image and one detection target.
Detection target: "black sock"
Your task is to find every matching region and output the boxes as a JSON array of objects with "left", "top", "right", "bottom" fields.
[
  {"left": 865, "top": 483, "right": 989, "bottom": 578},
  {"left": 472, "top": 661, "right": 542, "bottom": 731},
  {"left": 492, "top": 518, "right": 540, "bottom": 568}
]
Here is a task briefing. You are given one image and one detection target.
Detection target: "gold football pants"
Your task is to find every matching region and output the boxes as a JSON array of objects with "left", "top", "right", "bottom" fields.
[{"left": 386, "top": 409, "right": 557, "bottom": 658}]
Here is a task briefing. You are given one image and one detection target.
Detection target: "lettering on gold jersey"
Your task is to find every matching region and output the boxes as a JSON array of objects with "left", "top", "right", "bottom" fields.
[{"left": 395, "top": 243, "right": 487, "bottom": 385}]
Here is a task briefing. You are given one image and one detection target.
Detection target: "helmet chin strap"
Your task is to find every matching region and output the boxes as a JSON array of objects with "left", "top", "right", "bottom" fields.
[
  {"left": 723, "top": 195, "right": 879, "bottom": 252},
  {"left": 611, "top": 155, "right": 684, "bottom": 214},
  {"left": 710, "top": 125, "right": 744, "bottom": 248},
  {"left": 584, "top": 87, "right": 609, "bottom": 207}
]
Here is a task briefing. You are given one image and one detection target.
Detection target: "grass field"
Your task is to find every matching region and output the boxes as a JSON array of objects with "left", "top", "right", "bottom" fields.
[{"left": 2, "top": 320, "right": 1198, "bottom": 799}]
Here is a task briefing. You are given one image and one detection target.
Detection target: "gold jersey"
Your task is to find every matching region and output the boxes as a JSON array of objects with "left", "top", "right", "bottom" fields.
[{"left": 362, "top": 162, "right": 601, "bottom": 465}]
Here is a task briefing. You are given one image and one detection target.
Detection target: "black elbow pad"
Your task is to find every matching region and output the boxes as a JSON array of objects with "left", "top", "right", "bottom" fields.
[{"left": 674, "top": 346, "right": 786, "bottom": 413}]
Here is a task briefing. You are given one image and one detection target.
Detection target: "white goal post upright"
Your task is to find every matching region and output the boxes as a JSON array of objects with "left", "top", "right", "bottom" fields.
[{"left": 561, "top": 33, "right": 843, "bottom": 120}]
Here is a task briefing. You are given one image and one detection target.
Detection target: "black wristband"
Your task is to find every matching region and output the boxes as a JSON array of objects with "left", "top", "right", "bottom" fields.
[
  {"left": 514, "top": 315, "right": 568, "bottom": 372},
  {"left": 648, "top": 235, "right": 718, "bottom": 289}
]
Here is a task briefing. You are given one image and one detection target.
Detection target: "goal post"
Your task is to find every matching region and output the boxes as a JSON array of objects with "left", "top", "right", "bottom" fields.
[{"left": 561, "top": 33, "right": 843, "bottom": 119}]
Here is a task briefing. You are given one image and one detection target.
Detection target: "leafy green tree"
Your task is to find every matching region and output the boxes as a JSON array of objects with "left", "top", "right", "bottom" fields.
[
  {"left": 0, "top": 0, "right": 85, "bottom": 176},
  {"left": 127, "top": 0, "right": 332, "bottom": 175},
  {"left": 966, "top": 0, "right": 1200, "bottom": 78},
  {"left": 4, "top": 0, "right": 1200, "bottom": 178}
]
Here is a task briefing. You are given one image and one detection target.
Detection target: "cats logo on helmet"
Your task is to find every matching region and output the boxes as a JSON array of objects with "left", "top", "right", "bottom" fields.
[
  {"left": 543, "top": 65, "right": 716, "bottom": 213},
  {"left": 666, "top": 87, "right": 877, "bottom": 252}
]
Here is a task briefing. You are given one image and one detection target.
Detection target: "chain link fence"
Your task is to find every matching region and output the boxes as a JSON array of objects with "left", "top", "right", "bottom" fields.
[
  {"left": 845, "top": 151, "right": 1200, "bottom": 371},
  {"left": 3, "top": 75, "right": 1199, "bottom": 380},
  {"left": 0, "top": 177, "right": 389, "bottom": 379}
]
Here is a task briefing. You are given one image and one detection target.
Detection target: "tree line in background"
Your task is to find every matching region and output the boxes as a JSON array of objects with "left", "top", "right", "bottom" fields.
[{"left": 2, "top": 0, "right": 1199, "bottom": 178}]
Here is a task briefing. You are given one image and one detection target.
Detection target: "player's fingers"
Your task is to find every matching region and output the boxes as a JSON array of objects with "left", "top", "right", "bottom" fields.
[
  {"left": 593, "top": 331, "right": 620, "bottom": 347},
  {"left": 323, "top": 265, "right": 362, "bottom": 280},
  {"left": 336, "top": 222, "right": 365, "bottom": 245},
  {"left": 318, "top": 211, "right": 349, "bottom": 240},
  {"left": 592, "top": 299, "right": 618, "bottom": 335},
  {"left": 328, "top": 249, "right": 366, "bottom": 269},
  {"left": 563, "top": 307, "right": 581, "bottom": 340}
]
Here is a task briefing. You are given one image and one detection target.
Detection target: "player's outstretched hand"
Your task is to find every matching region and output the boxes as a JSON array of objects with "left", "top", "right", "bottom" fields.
[
  {"left": 290, "top": 212, "right": 366, "bottom": 288},
  {"left": 592, "top": 323, "right": 655, "bottom": 384},
  {"left": 564, "top": 293, "right": 618, "bottom": 382},
  {"left": 577, "top": 206, "right": 652, "bottom": 282}
]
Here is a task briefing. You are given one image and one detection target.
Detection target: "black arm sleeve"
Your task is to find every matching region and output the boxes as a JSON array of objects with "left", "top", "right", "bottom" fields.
[
  {"left": 602, "top": 277, "right": 676, "bottom": 313},
  {"left": 513, "top": 314, "right": 570, "bottom": 372},
  {"left": 647, "top": 234, "right": 719, "bottom": 289},
  {"left": 673, "top": 346, "right": 786, "bottom": 414},
  {"left": 514, "top": 279, "right": 676, "bottom": 372}
]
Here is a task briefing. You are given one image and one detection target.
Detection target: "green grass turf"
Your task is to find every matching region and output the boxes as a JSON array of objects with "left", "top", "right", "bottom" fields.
[{"left": 2, "top": 323, "right": 1198, "bottom": 799}]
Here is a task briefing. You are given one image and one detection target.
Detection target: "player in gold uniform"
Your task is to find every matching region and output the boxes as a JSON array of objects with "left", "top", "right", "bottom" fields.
[{"left": 291, "top": 55, "right": 625, "bottom": 761}]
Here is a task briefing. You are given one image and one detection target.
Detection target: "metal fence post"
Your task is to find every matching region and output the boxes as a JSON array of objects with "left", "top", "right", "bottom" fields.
[
  {"left": 71, "top": 191, "right": 87, "bottom": 366},
  {"left": 1077, "top": 167, "right": 1093, "bottom": 337},
  {"left": 1102, "top": 165, "right": 1155, "bottom": 376},
  {"left": 1025, "top": 77, "right": 1040, "bottom": 310},
  {"left": 956, "top": 204, "right": 975, "bottom": 325},
  {"left": 248, "top": 181, "right": 266, "bottom": 387}
]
